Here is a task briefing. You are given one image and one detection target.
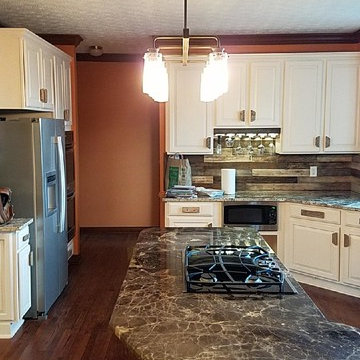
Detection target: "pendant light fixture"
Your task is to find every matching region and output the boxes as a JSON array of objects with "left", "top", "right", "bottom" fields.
[{"left": 142, "top": 0, "right": 228, "bottom": 103}]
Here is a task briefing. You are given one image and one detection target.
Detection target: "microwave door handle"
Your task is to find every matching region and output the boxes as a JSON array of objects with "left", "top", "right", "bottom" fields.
[{"left": 56, "top": 136, "right": 66, "bottom": 233}]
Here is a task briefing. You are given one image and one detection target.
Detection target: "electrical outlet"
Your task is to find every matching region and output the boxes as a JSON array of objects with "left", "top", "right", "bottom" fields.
[{"left": 310, "top": 166, "right": 317, "bottom": 177}]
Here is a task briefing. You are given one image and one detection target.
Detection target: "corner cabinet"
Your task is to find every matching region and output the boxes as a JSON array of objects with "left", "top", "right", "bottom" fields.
[
  {"left": 281, "top": 203, "right": 360, "bottom": 297},
  {"left": 0, "top": 225, "right": 32, "bottom": 338},
  {"left": 279, "top": 53, "right": 360, "bottom": 154},
  {"left": 166, "top": 62, "right": 214, "bottom": 154},
  {"left": 0, "top": 28, "right": 73, "bottom": 130},
  {"left": 215, "top": 56, "right": 283, "bottom": 128}
]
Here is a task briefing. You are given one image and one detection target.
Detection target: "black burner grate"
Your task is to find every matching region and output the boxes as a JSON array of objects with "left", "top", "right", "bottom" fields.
[{"left": 185, "top": 245, "right": 296, "bottom": 294}]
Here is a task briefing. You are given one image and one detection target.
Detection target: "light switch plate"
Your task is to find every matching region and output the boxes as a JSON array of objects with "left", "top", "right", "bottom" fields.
[{"left": 310, "top": 166, "right": 317, "bottom": 177}]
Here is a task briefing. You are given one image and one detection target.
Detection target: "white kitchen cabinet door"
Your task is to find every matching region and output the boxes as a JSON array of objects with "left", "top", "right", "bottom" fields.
[
  {"left": 166, "top": 62, "right": 213, "bottom": 154},
  {"left": 324, "top": 59, "right": 360, "bottom": 153},
  {"left": 285, "top": 218, "right": 340, "bottom": 281},
  {"left": 341, "top": 227, "right": 360, "bottom": 288},
  {"left": 281, "top": 60, "right": 324, "bottom": 153},
  {"left": 17, "top": 244, "right": 31, "bottom": 319},
  {"left": 248, "top": 61, "right": 282, "bottom": 127},
  {"left": 215, "top": 59, "right": 282, "bottom": 128},
  {"left": 215, "top": 61, "right": 248, "bottom": 127},
  {"left": 54, "top": 56, "right": 64, "bottom": 120},
  {"left": 62, "top": 59, "right": 72, "bottom": 130},
  {"left": 23, "top": 37, "right": 42, "bottom": 109},
  {"left": 54, "top": 56, "right": 72, "bottom": 130},
  {"left": 41, "top": 48, "right": 55, "bottom": 110},
  {"left": 0, "top": 235, "right": 13, "bottom": 321}
]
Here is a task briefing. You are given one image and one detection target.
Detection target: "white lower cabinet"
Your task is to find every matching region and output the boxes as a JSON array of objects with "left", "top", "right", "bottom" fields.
[
  {"left": 165, "top": 202, "right": 222, "bottom": 228},
  {"left": 0, "top": 226, "right": 32, "bottom": 338},
  {"left": 285, "top": 218, "right": 340, "bottom": 281},
  {"left": 282, "top": 204, "right": 360, "bottom": 297}
]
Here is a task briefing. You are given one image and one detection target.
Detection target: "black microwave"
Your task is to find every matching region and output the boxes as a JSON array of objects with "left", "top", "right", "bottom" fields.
[{"left": 223, "top": 202, "right": 277, "bottom": 231}]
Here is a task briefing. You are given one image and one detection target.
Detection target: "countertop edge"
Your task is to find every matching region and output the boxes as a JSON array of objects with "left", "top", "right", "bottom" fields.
[{"left": 0, "top": 218, "right": 33, "bottom": 232}]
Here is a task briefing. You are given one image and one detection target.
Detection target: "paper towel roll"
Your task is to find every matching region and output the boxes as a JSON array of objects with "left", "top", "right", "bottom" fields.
[{"left": 221, "top": 169, "right": 236, "bottom": 195}]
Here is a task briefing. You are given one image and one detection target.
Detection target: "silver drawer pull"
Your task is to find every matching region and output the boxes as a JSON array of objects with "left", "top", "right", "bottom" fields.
[
  {"left": 182, "top": 207, "right": 200, "bottom": 214},
  {"left": 301, "top": 209, "right": 325, "bottom": 219},
  {"left": 23, "top": 233, "right": 30, "bottom": 242}
]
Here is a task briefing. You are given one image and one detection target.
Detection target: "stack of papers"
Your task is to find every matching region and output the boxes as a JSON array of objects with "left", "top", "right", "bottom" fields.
[
  {"left": 166, "top": 185, "right": 197, "bottom": 198},
  {"left": 196, "top": 187, "right": 225, "bottom": 198}
]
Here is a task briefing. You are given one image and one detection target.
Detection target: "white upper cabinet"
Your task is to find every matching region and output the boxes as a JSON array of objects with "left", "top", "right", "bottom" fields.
[
  {"left": 281, "top": 60, "right": 325, "bottom": 153},
  {"left": 166, "top": 61, "right": 213, "bottom": 154},
  {"left": 324, "top": 58, "right": 360, "bottom": 153},
  {"left": 279, "top": 53, "right": 360, "bottom": 154},
  {"left": 54, "top": 55, "right": 72, "bottom": 131},
  {"left": 0, "top": 28, "right": 71, "bottom": 122},
  {"left": 215, "top": 56, "right": 283, "bottom": 128}
]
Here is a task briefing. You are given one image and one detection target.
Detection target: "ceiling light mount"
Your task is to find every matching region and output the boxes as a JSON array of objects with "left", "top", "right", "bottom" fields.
[
  {"left": 142, "top": 0, "right": 228, "bottom": 103},
  {"left": 89, "top": 45, "right": 103, "bottom": 57}
]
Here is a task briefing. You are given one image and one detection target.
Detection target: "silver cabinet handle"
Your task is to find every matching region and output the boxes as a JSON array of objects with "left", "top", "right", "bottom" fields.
[
  {"left": 29, "top": 251, "right": 34, "bottom": 266},
  {"left": 315, "top": 136, "right": 320, "bottom": 148},
  {"left": 344, "top": 234, "right": 350, "bottom": 248},
  {"left": 23, "top": 233, "right": 30, "bottom": 242},
  {"left": 239, "top": 110, "right": 245, "bottom": 122},
  {"left": 206, "top": 137, "right": 212, "bottom": 149},
  {"left": 250, "top": 110, "right": 256, "bottom": 122},
  {"left": 325, "top": 136, "right": 331, "bottom": 148},
  {"left": 332, "top": 232, "right": 338, "bottom": 246},
  {"left": 40, "top": 88, "right": 45, "bottom": 103},
  {"left": 182, "top": 207, "right": 200, "bottom": 214},
  {"left": 301, "top": 209, "right": 325, "bottom": 219},
  {"left": 64, "top": 109, "right": 70, "bottom": 121}
]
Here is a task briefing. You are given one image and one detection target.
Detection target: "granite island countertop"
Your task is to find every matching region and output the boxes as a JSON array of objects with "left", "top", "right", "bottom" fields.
[
  {"left": 110, "top": 227, "right": 360, "bottom": 360},
  {"left": 163, "top": 191, "right": 360, "bottom": 212},
  {"left": 0, "top": 218, "right": 33, "bottom": 232}
]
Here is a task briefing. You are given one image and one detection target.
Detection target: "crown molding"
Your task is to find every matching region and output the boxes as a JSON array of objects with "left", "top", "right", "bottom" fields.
[
  {"left": 218, "top": 30, "right": 360, "bottom": 46},
  {"left": 38, "top": 34, "right": 83, "bottom": 47},
  {"left": 76, "top": 53, "right": 142, "bottom": 62}
]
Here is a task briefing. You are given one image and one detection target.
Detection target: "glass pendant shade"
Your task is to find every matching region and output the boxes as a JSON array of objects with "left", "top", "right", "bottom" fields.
[
  {"left": 143, "top": 49, "right": 169, "bottom": 102},
  {"left": 200, "top": 49, "right": 229, "bottom": 102}
]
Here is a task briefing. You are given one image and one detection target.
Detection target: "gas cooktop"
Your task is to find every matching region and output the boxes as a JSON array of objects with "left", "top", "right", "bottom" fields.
[{"left": 185, "top": 245, "right": 297, "bottom": 295}]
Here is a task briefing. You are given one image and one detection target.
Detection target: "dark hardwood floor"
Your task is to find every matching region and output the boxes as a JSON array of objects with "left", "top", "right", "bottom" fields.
[
  {"left": 0, "top": 230, "right": 359, "bottom": 360},
  {"left": 0, "top": 230, "right": 139, "bottom": 360}
]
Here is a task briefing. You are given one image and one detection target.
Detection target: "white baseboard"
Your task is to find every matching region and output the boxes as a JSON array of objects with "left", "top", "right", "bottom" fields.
[
  {"left": 292, "top": 271, "right": 360, "bottom": 298},
  {"left": 0, "top": 319, "right": 24, "bottom": 339}
]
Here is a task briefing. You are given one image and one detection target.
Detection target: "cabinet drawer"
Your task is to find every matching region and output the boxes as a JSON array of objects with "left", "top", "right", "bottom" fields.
[
  {"left": 342, "top": 210, "right": 360, "bottom": 228},
  {"left": 16, "top": 226, "right": 30, "bottom": 250},
  {"left": 166, "top": 202, "right": 217, "bottom": 217},
  {"left": 288, "top": 204, "right": 340, "bottom": 224}
]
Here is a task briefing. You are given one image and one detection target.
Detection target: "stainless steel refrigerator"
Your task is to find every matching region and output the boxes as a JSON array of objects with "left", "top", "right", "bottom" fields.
[{"left": 0, "top": 117, "right": 68, "bottom": 318}]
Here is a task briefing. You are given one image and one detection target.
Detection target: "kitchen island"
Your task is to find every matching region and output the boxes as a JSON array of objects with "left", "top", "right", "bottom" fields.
[{"left": 110, "top": 228, "right": 360, "bottom": 360}]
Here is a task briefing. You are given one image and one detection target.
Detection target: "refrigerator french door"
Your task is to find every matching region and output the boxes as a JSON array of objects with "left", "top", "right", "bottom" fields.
[{"left": 0, "top": 117, "right": 68, "bottom": 318}]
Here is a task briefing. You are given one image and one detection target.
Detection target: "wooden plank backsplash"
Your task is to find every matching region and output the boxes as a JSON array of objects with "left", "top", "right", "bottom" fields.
[
  {"left": 351, "top": 154, "right": 360, "bottom": 193},
  {"left": 187, "top": 151, "right": 357, "bottom": 192}
]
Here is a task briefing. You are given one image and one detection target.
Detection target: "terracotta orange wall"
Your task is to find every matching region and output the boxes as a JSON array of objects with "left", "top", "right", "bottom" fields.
[{"left": 77, "top": 61, "right": 159, "bottom": 227}]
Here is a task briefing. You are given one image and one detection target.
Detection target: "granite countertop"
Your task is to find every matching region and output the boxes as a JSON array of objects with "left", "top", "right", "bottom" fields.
[
  {"left": 163, "top": 191, "right": 360, "bottom": 211},
  {"left": 110, "top": 227, "right": 360, "bottom": 360},
  {"left": 0, "top": 218, "right": 33, "bottom": 232}
]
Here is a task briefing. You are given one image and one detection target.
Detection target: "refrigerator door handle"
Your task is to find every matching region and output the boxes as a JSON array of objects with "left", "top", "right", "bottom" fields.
[{"left": 55, "top": 136, "right": 66, "bottom": 233}]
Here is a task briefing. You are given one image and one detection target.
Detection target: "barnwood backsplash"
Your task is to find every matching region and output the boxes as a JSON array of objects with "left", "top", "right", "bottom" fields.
[
  {"left": 351, "top": 155, "right": 360, "bottom": 193},
  {"left": 189, "top": 150, "right": 358, "bottom": 192}
]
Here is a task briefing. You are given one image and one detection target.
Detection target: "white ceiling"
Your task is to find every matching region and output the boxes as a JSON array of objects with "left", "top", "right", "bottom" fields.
[{"left": 1, "top": 0, "right": 360, "bottom": 54}]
